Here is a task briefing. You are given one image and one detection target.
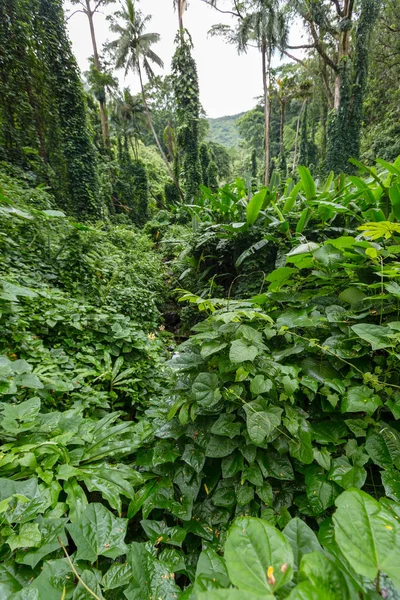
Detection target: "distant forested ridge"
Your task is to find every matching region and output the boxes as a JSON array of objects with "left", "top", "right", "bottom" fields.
[{"left": 207, "top": 112, "right": 245, "bottom": 148}]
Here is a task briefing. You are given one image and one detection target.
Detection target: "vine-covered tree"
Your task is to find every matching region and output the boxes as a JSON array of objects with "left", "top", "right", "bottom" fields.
[
  {"left": 288, "top": 0, "right": 381, "bottom": 173},
  {"left": 0, "top": 0, "right": 101, "bottom": 218},
  {"left": 171, "top": 1, "right": 202, "bottom": 202},
  {"left": 69, "top": 0, "right": 116, "bottom": 148}
]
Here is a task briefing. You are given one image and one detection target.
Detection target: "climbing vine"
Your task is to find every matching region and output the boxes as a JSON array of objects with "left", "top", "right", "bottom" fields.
[{"left": 171, "top": 30, "right": 201, "bottom": 202}]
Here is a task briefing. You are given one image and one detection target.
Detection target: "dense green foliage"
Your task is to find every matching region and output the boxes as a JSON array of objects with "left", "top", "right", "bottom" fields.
[
  {"left": 207, "top": 113, "right": 245, "bottom": 148},
  {"left": 2, "top": 150, "right": 400, "bottom": 598},
  {"left": 1, "top": 0, "right": 400, "bottom": 597}
]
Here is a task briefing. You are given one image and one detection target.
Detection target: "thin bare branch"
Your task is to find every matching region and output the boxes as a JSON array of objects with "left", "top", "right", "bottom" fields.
[{"left": 200, "top": 0, "right": 241, "bottom": 18}]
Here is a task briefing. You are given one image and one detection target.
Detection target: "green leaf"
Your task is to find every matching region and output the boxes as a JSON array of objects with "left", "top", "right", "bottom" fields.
[
  {"left": 192, "top": 373, "right": 221, "bottom": 407},
  {"left": 140, "top": 520, "right": 186, "bottom": 547},
  {"left": 64, "top": 478, "right": 88, "bottom": 523},
  {"left": 342, "top": 386, "right": 382, "bottom": 416},
  {"left": 73, "top": 571, "right": 104, "bottom": 600},
  {"left": 289, "top": 551, "right": 351, "bottom": 599},
  {"left": 351, "top": 324, "right": 391, "bottom": 350},
  {"left": 225, "top": 517, "right": 293, "bottom": 594},
  {"left": 328, "top": 457, "right": 366, "bottom": 490},
  {"left": 7, "top": 522, "right": 41, "bottom": 552},
  {"left": 334, "top": 488, "right": 400, "bottom": 589},
  {"left": 196, "top": 547, "right": 230, "bottom": 587},
  {"left": 365, "top": 429, "right": 393, "bottom": 468},
  {"left": 181, "top": 444, "right": 206, "bottom": 472},
  {"left": 211, "top": 414, "right": 241, "bottom": 438},
  {"left": 245, "top": 404, "right": 282, "bottom": 445},
  {"left": 283, "top": 518, "right": 322, "bottom": 572},
  {"left": 229, "top": 339, "right": 258, "bottom": 363},
  {"left": 67, "top": 503, "right": 127, "bottom": 562},
  {"left": 313, "top": 244, "right": 343, "bottom": 270},
  {"left": 205, "top": 435, "right": 237, "bottom": 458},
  {"left": 390, "top": 183, "right": 400, "bottom": 220},
  {"left": 286, "top": 242, "right": 320, "bottom": 257},
  {"left": 306, "top": 468, "right": 340, "bottom": 515},
  {"left": 381, "top": 469, "right": 400, "bottom": 502},
  {"left": 16, "top": 559, "right": 73, "bottom": 599},
  {"left": 17, "top": 517, "right": 67, "bottom": 568},
  {"left": 0, "top": 562, "right": 30, "bottom": 598},
  {"left": 102, "top": 562, "right": 132, "bottom": 591},
  {"left": 124, "top": 542, "right": 181, "bottom": 600},
  {"left": 222, "top": 451, "right": 244, "bottom": 478},
  {"left": 250, "top": 375, "right": 273, "bottom": 395},
  {"left": 246, "top": 189, "right": 267, "bottom": 225},
  {"left": 297, "top": 166, "right": 316, "bottom": 200}
]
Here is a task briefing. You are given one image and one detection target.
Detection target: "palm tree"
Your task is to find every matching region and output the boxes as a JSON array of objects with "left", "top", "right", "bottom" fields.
[
  {"left": 235, "top": 0, "right": 287, "bottom": 185},
  {"left": 69, "top": 0, "right": 116, "bottom": 148},
  {"left": 110, "top": 88, "right": 146, "bottom": 160},
  {"left": 173, "top": 0, "right": 187, "bottom": 31},
  {"left": 108, "top": 0, "right": 184, "bottom": 200}
]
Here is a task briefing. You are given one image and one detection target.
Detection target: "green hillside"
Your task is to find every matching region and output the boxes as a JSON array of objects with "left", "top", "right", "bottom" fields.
[{"left": 207, "top": 112, "right": 245, "bottom": 148}]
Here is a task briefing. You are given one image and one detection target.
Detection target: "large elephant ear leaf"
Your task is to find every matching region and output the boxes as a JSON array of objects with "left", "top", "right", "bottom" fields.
[
  {"left": 224, "top": 517, "right": 294, "bottom": 595},
  {"left": 333, "top": 488, "right": 400, "bottom": 590}
]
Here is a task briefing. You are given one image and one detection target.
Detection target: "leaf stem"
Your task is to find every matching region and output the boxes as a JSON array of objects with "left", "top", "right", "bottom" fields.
[{"left": 58, "top": 537, "right": 102, "bottom": 600}]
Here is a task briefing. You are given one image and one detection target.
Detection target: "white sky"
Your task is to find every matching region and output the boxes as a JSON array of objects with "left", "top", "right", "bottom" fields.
[{"left": 65, "top": 0, "right": 304, "bottom": 118}]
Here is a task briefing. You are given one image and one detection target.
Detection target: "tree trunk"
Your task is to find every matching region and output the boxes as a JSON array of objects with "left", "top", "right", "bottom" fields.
[
  {"left": 334, "top": 0, "right": 354, "bottom": 109},
  {"left": 85, "top": 0, "right": 110, "bottom": 148},
  {"left": 138, "top": 64, "right": 185, "bottom": 202},
  {"left": 280, "top": 99, "right": 286, "bottom": 156},
  {"left": 178, "top": 0, "right": 184, "bottom": 31},
  {"left": 293, "top": 99, "right": 307, "bottom": 174},
  {"left": 262, "top": 40, "right": 271, "bottom": 186}
]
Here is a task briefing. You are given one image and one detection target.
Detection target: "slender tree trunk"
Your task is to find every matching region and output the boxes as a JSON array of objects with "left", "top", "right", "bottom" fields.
[
  {"left": 138, "top": 64, "right": 185, "bottom": 202},
  {"left": 178, "top": 0, "right": 184, "bottom": 30},
  {"left": 280, "top": 99, "right": 286, "bottom": 156},
  {"left": 262, "top": 40, "right": 271, "bottom": 186},
  {"left": 85, "top": 0, "right": 110, "bottom": 148},
  {"left": 293, "top": 99, "right": 307, "bottom": 174},
  {"left": 333, "top": 0, "right": 354, "bottom": 109}
]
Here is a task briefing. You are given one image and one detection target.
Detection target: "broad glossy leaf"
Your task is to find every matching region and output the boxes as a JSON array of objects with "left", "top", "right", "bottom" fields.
[
  {"left": 224, "top": 517, "right": 293, "bottom": 594},
  {"left": 283, "top": 518, "right": 322, "bottom": 571},
  {"left": 328, "top": 457, "right": 366, "bottom": 489},
  {"left": 211, "top": 414, "right": 241, "bottom": 438},
  {"left": 351, "top": 324, "right": 391, "bottom": 350},
  {"left": 73, "top": 570, "right": 104, "bottom": 600},
  {"left": 334, "top": 488, "right": 400, "bottom": 588},
  {"left": 181, "top": 444, "right": 206, "bottom": 472},
  {"left": 297, "top": 166, "right": 315, "bottom": 200},
  {"left": 245, "top": 404, "right": 282, "bottom": 445},
  {"left": 365, "top": 429, "right": 393, "bottom": 468},
  {"left": 17, "top": 517, "right": 68, "bottom": 568},
  {"left": 141, "top": 520, "right": 186, "bottom": 547},
  {"left": 21, "top": 558, "right": 73, "bottom": 599},
  {"left": 6, "top": 522, "right": 41, "bottom": 552},
  {"left": 381, "top": 469, "right": 400, "bottom": 502},
  {"left": 342, "top": 386, "right": 382, "bottom": 416},
  {"left": 291, "top": 551, "right": 351, "bottom": 599},
  {"left": 221, "top": 451, "right": 244, "bottom": 478},
  {"left": 229, "top": 339, "right": 258, "bottom": 363},
  {"left": 67, "top": 503, "right": 127, "bottom": 562},
  {"left": 103, "top": 563, "right": 132, "bottom": 591},
  {"left": 192, "top": 373, "right": 221, "bottom": 407},
  {"left": 246, "top": 189, "right": 267, "bottom": 225},
  {"left": 205, "top": 435, "right": 237, "bottom": 458},
  {"left": 306, "top": 468, "right": 340, "bottom": 515},
  {"left": 64, "top": 478, "right": 88, "bottom": 523},
  {"left": 124, "top": 542, "right": 181, "bottom": 600},
  {"left": 196, "top": 547, "right": 230, "bottom": 587}
]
